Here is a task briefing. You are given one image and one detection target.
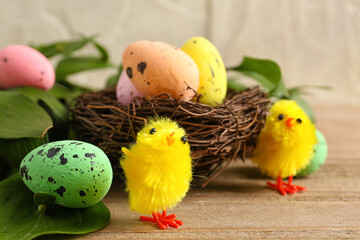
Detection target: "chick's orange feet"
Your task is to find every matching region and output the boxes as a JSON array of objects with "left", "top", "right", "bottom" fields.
[
  {"left": 140, "top": 210, "right": 183, "bottom": 230},
  {"left": 267, "top": 175, "right": 306, "bottom": 195}
]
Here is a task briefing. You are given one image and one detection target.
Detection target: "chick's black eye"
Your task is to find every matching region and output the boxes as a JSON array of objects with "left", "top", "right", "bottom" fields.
[
  {"left": 149, "top": 128, "right": 156, "bottom": 134},
  {"left": 296, "top": 118, "right": 302, "bottom": 124},
  {"left": 180, "top": 136, "right": 187, "bottom": 144},
  {"left": 278, "top": 114, "right": 284, "bottom": 120}
]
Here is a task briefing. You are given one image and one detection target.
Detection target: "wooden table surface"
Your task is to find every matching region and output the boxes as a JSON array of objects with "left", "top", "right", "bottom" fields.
[{"left": 53, "top": 105, "right": 360, "bottom": 239}]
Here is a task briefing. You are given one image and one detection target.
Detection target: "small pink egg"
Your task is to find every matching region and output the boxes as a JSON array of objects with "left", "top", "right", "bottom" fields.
[
  {"left": 0, "top": 45, "right": 55, "bottom": 90},
  {"left": 116, "top": 70, "right": 144, "bottom": 105}
]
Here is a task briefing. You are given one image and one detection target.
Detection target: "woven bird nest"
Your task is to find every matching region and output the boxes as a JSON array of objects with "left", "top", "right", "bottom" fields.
[{"left": 71, "top": 87, "right": 270, "bottom": 186}]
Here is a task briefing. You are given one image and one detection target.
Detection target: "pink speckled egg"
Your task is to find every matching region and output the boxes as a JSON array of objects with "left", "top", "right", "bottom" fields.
[
  {"left": 116, "top": 70, "right": 144, "bottom": 105},
  {"left": 0, "top": 45, "right": 55, "bottom": 90}
]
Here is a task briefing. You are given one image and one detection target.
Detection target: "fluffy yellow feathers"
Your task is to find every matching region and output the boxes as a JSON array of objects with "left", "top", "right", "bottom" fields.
[
  {"left": 120, "top": 117, "right": 192, "bottom": 229},
  {"left": 251, "top": 100, "right": 317, "bottom": 195}
]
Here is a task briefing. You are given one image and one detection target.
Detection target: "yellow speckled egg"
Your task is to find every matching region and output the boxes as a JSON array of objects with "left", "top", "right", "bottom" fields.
[
  {"left": 181, "top": 37, "right": 227, "bottom": 106},
  {"left": 122, "top": 40, "right": 199, "bottom": 100}
]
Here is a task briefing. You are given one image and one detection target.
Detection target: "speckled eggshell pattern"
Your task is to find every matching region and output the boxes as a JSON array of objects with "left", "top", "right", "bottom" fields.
[
  {"left": 181, "top": 36, "right": 227, "bottom": 106},
  {"left": 0, "top": 45, "right": 55, "bottom": 90},
  {"left": 116, "top": 70, "right": 144, "bottom": 105},
  {"left": 19, "top": 140, "right": 113, "bottom": 208},
  {"left": 122, "top": 40, "right": 199, "bottom": 100},
  {"left": 296, "top": 130, "right": 328, "bottom": 177}
]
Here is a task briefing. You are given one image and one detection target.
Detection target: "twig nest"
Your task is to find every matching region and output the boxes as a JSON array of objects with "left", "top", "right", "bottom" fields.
[{"left": 72, "top": 87, "right": 270, "bottom": 185}]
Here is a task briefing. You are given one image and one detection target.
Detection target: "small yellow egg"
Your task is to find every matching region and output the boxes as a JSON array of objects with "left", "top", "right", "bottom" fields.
[{"left": 181, "top": 37, "right": 227, "bottom": 106}]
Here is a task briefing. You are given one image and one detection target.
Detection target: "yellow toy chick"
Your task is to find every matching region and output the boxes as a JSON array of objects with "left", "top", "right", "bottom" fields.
[
  {"left": 251, "top": 100, "right": 317, "bottom": 195},
  {"left": 120, "top": 117, "right": 192, "bottom": 229}
]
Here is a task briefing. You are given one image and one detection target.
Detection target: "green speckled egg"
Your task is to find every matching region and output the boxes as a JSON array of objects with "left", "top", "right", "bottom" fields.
[
  {"left": 19, "top": 140, "right": 113, "bottom": 208},
  {"left": 296, "top": 130, "right": 328, "bottom": 177}
]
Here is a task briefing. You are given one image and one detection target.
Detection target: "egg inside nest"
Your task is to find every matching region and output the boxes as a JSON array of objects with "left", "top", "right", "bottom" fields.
[
  {"left": 121, "top": 40, "right": 199, "bottom": 101},
  {"left": 19, "top": 140, "right": 113, "bottom": 208}
]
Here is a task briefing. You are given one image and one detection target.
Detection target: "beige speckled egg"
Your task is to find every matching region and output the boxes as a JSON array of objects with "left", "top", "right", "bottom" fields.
[{"left": 122, "top": 40, "right": 199, "bottom": 100}]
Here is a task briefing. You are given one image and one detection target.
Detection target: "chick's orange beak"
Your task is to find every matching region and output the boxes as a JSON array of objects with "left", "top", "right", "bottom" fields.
[
  {"left": 166, "top": 132, "right": 175, "bottom": 146},
  {"left": 286, "top": 118, "right": 294, "bottom": 127}
]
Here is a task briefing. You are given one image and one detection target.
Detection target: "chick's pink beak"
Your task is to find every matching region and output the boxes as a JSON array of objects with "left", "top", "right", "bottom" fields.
[
  {"left": 286, "top": 118, "right": 294, "bottom": 127},
  {"left": 167, "top": 132, "right": 175, "bottom": 146}
]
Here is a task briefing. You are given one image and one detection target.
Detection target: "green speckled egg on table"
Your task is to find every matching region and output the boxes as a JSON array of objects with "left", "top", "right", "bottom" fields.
[
  {"left": 19, "top": 140, "right": 113, "bottom": 208},
  {"left": 296, "top": 129, "right": 328, "bottom": 177}
]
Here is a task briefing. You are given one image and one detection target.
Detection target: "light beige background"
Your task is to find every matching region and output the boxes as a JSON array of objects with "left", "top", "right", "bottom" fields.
[{"left": 1, "top": 0, "right": 359, "bottom": 105}]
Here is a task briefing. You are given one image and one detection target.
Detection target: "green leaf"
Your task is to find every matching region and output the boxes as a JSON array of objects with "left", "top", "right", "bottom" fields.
[
  {"left": 269, "top": 78, "right": 289, "bottom": 99},
  {"left": 49, "top": 82, "right": 90, "bottom": 115},
  {"left": 93, "top": 41, "right": 109, "bottom": 61},
  {"left": 289, "top": 85, "right": 333, "bottom": 91},
  {"left": 47, "top": 84, "right": 71, "bottom": 99},
  {"left": 32, "top": 36, "right": 95, "bottom": 59},
  {"left": 288, "top": 85, "right": 333, "bottom": 96},
  {"left": 0, "top": 174, "right": 111, "bottom": 240},
  {"left": 34, "top": 193, "right": 56, "bottom": 212},
  {"left": 289, "top": 89, "right": 316, "bottom": 123},
  {"left": 48, "top": 83, "right": 86, "bottom": 105},
  {"left": 0, "top": 157, "right": 13, "bottom": 181},
  {"left": 0, "top": 91, "right": 52, "bottom": 139},
  {"left": 105, "top": 75, "right": 119, "bottom": 88},
  {"left": 9, "top": 87, "right": 68, "bottom": 123},
  {"left": 0, "top": 136, "right": 48, "bottom": 169},
  {"left": 55, "top": 57, "right": 114, "bottom": 81},
  {"left": 228, "top": 57, "right": 282, "bottom": 92},
  {"left": 9, "top": 87, "right": 73, "bottom": 141},
  {"left": 227, "top": 77, "right": 247, "bottom": 92},
  {"left": 106, "top": 64, "right": 123, "bottom": 88}
]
